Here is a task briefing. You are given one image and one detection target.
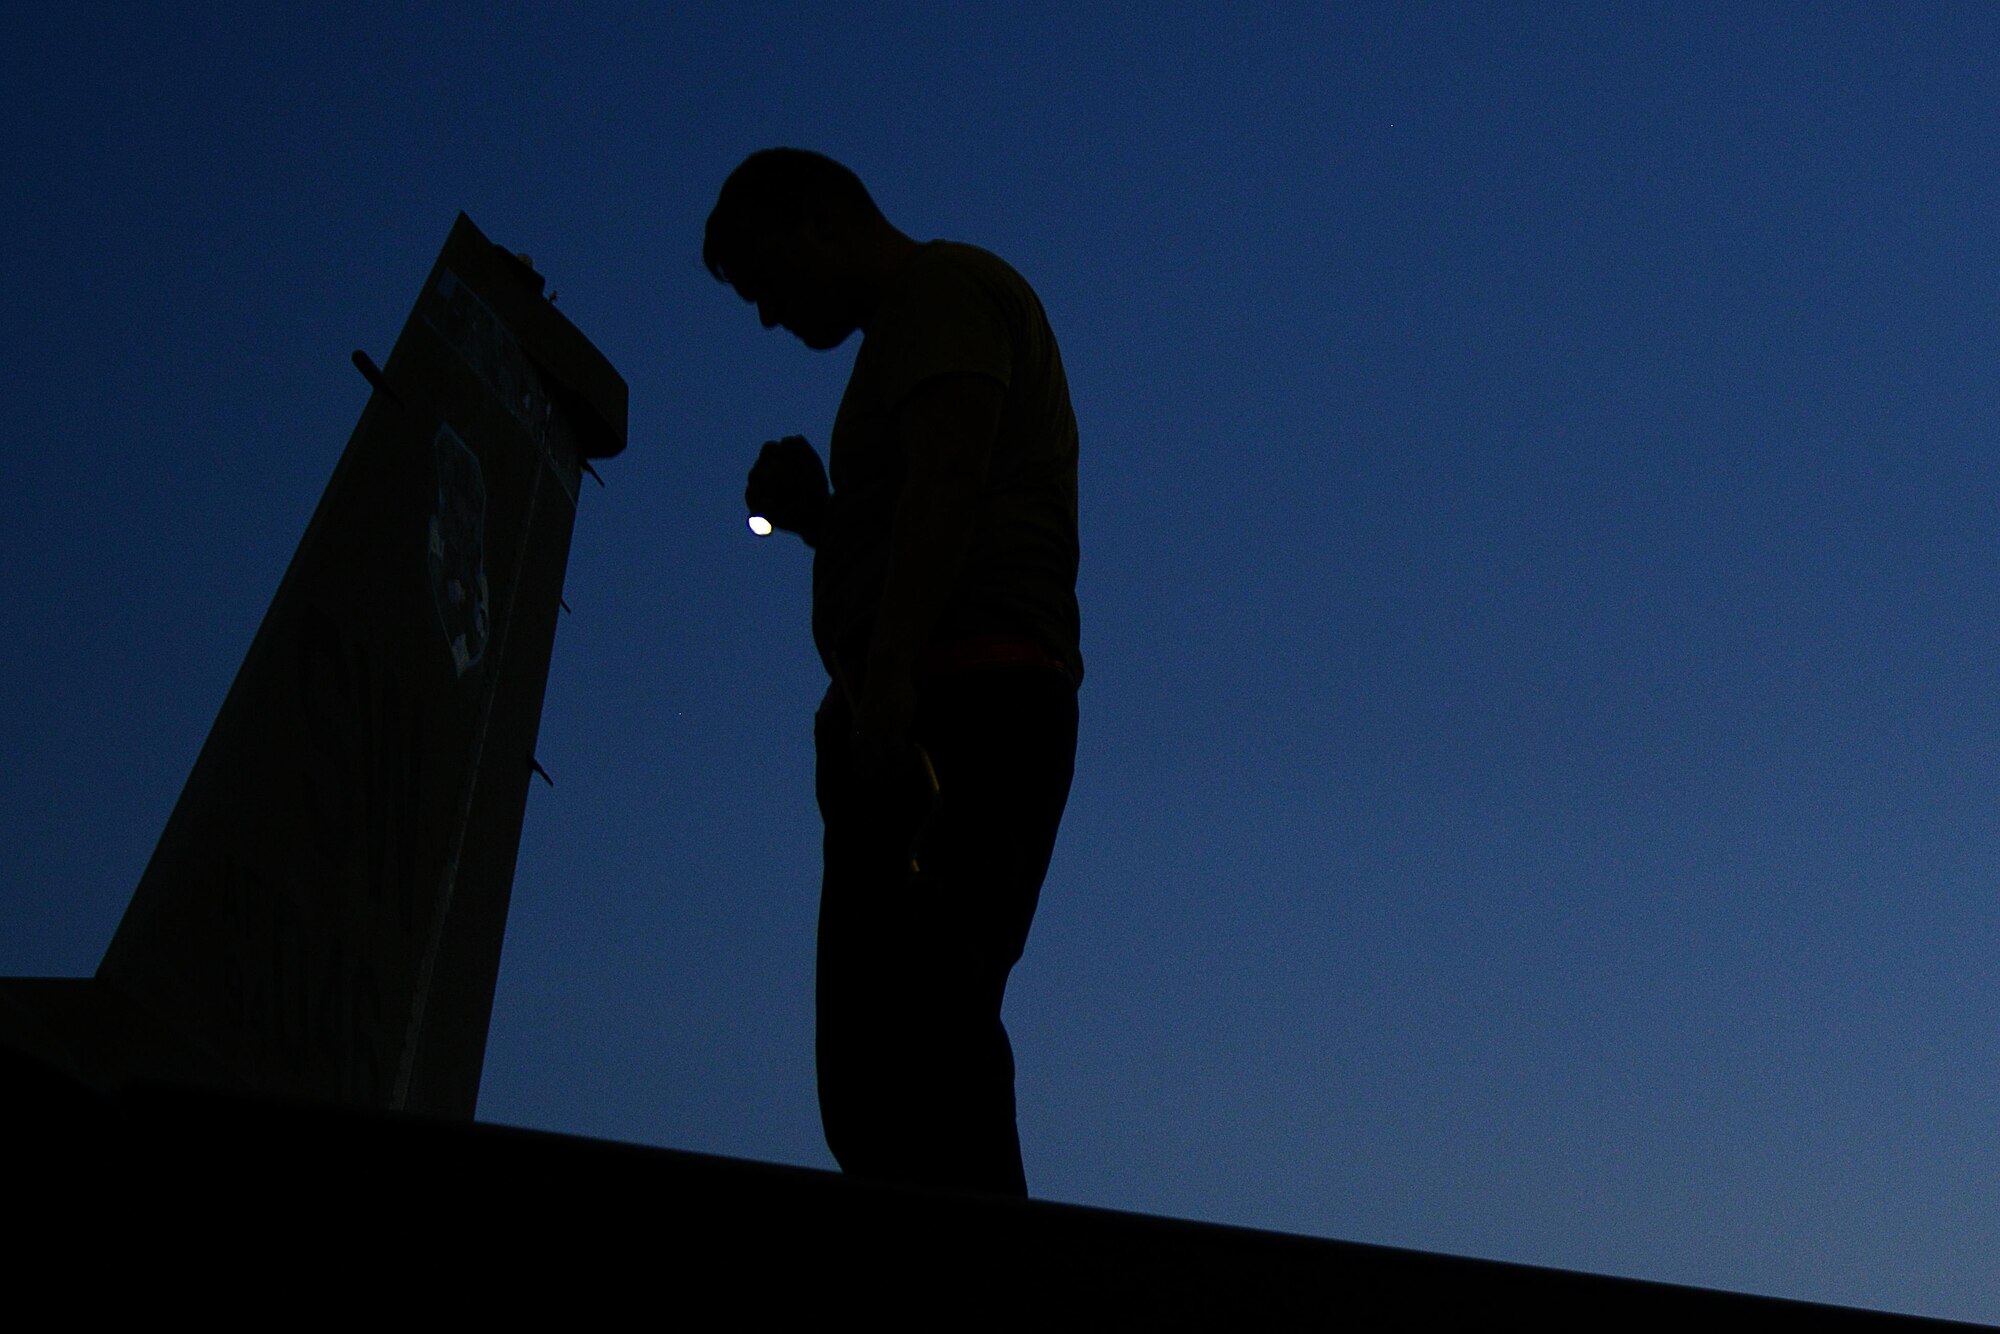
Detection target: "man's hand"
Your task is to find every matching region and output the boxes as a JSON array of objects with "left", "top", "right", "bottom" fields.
[
  {"left": 847, "top": 719, "right": 941, "bottom": 877},
  {"left": 745, "top": 434, "right": 829, "bottom": 547}
]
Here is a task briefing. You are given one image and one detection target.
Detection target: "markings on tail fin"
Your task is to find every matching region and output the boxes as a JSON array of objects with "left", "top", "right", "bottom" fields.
[{"left": 427, "top": 425, "right": 490, "bottom": 678}]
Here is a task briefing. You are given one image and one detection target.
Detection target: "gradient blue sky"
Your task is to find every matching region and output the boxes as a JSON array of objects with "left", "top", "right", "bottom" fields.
[{"left": 4, "top": 5, "right": 1996, "bottom": 1321}]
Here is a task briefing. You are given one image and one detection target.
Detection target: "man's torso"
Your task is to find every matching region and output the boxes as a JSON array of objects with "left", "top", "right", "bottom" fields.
[{"left": 812, "top": 242, "right": 1082, "bottom": 686}]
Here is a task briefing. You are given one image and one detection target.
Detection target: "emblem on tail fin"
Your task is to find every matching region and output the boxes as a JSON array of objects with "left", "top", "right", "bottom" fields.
[{"left": 427, "top": 425, "right": 490, "bottom": 678}]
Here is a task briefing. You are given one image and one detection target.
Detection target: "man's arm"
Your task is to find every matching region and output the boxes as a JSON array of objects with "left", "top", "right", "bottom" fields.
[{"left": 855, "top": 371, "right": 1004, "bottom": 747}]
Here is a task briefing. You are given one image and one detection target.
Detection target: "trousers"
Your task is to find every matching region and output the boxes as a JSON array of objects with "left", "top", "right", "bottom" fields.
[{"left": 813, "top": 664, "right": 1078, "bottom": 1196}]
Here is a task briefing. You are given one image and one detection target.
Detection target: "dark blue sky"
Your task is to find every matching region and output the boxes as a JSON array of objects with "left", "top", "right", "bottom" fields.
[{"left": 4, "top": 5, "right": 1996, "bottom": 1320}]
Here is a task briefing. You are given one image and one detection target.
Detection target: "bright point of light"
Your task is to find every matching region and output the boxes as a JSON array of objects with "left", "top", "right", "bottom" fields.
[{"left": 748, "top": 515, "right": 773, "bottom": 537}]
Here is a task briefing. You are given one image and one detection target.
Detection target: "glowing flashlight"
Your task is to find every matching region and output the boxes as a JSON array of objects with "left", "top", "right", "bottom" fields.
[{"left": 748, "top": 515, "right": 773, "bottom": 537}]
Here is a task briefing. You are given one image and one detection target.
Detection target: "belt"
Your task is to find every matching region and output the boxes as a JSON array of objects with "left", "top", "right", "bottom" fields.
[{"left": 915, "top": 632, "right": 1071, "bottom": 680}]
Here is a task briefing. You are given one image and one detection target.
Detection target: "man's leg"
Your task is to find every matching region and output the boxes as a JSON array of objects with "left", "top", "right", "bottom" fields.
[{"left": 814, "top": 668, "right": 1077, "bottom": 1195}]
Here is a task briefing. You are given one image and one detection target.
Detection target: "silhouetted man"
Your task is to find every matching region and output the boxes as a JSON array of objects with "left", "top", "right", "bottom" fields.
[{"left": 706, "top": 149, "right": 1080, "bottom": 1196}]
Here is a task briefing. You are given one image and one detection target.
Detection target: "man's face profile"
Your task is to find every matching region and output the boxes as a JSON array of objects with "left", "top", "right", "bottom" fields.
[{"left": 732, "top": 219, "right": 857, "bottom": 351}]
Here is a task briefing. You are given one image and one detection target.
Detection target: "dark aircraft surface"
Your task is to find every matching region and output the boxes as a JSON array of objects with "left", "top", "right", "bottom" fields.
[{"left": 0, "top": 220, "right": 1965, "bottom": 1328}]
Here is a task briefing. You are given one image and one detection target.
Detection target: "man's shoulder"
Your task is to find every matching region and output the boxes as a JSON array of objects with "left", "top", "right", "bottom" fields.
[
  {"left": 917, "top": 239, "right": 1016, "bottom": 275},
  {"left": 902, "top": 241, "right": 1042, "bottom": 308}
]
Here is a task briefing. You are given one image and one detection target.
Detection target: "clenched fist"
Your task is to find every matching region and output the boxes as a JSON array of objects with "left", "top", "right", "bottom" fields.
[{"left": 745, "top": 434, "right": 829, "bottom": 547}]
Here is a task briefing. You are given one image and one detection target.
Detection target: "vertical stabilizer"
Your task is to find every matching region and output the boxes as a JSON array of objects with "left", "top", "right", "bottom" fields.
[{"left": 65, "top": 215, "right": 627, "bottom": 1116}]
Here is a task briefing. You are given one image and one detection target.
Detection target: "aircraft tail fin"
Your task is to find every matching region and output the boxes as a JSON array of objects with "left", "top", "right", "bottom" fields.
[{"left": 4, "top": 215, "right": 626, "bottom": 1118}]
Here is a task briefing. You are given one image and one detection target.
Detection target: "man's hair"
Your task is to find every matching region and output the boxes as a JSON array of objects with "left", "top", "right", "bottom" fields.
[{"left": 703, "top": 148, "right": 882, "bottom": 285}]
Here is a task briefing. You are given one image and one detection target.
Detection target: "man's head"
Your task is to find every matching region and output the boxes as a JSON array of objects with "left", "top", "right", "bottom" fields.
[{"left": 704, "top": 149, "right": 907, "bottom": 349}]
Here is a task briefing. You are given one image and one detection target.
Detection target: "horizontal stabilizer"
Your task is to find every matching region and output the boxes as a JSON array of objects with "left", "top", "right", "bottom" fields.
[{"left": 8, "top": 1078, "right": 1959, "bottom": 1329}]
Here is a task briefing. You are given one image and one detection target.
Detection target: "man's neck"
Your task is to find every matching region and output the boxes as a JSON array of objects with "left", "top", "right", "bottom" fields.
[{"left": 853, "top": 226, "right": 922, "bottom": 333}]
